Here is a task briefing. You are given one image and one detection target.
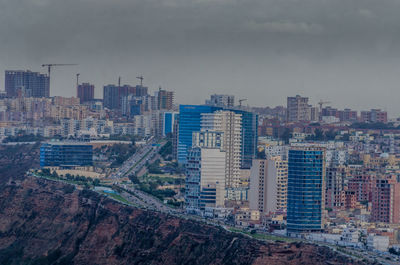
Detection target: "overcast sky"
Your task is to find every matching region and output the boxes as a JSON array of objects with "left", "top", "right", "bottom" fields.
[{"left": 1, "top": 0, "right": 400, "bottom": 116}]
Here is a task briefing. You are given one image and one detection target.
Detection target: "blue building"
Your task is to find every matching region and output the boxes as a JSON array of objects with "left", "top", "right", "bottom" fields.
[
  {"left": 177, "top": 105, "right": 220, "bottom": 164},
  {"left": 177, "top": 105, "right": 258, "bottom": 167},
  {"left": 287, "top": 146, "right": 325, "bottom": 236},
  {"left": 40, "top": 142, "right": 93, "bottom": 167},
  {"left": 163, "top": 111, "right": 179, "bottom": 136},
  {"left": 229, "top": 109, "right": 258, "bottom": 169}
]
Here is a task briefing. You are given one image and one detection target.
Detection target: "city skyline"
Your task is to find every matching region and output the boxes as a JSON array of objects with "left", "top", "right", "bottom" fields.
[{"left": 1, "top": 0, "right": 400, "bottom": 114}]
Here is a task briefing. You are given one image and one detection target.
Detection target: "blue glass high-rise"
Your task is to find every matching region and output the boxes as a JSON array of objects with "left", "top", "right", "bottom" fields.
[
  {"left": 177, "top": 105, "right": 258, "bottom": 168},
  {"left": 177, "top": 105, "right": 220, "bottom": 164},
  {"left": 287, "top": 147, "right": 325, "bottom": 235},
  {"left": 229, "top": 109, "right": 258, "bottom": 169}
]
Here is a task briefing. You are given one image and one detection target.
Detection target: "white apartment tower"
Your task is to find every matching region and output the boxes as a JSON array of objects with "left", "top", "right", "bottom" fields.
[{"left": 201, "top": 110, "right": 242, "bottom": 189}]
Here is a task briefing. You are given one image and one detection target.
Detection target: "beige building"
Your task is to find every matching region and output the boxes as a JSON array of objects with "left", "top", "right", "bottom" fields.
[
  {"left": 287, "top": 95, "right": 311, "bottom": 122},
  {"left": 201, "top": 110, "right": 242, "bottom": 191},
  {"left": 249, "top": 156, "right": 288, "bottom": 214}
]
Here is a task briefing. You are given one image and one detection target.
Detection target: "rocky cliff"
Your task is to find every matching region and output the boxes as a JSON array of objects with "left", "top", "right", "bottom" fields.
[{"left": 0, "top": 175, "right": 370, "bottom": 265}]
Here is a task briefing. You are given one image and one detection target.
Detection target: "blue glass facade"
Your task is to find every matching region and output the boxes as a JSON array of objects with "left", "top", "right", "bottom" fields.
[
  {"left": 177, "top": 105, "right": 258, "bottom": 167},
  {"left": 287, "top": 148, "right": 325, "bottom": 234},
  {"left": 40, "top": 143, "right": 93, "bottom": 167},
  {"left": 178, "top": 105, "right": 220, "bottom": 164},
  {"left": 163, "top": 112, "right": 179, "bottom": 136},
  {"left": 229, "top": 109, "right": 258, "bottom": 169}
]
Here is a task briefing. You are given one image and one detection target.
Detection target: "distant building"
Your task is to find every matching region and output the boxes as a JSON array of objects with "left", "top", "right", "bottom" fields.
[
  {"left": 360, "top": 109, "right": 387, "bottom": 123},
  {"left": 77, "top": 83, "right": 95, "bottom": 103},
  {"left": 287, "top": 95, "right": 311, "bottom": 122},
  {"left": 103, "top": 84, "right": 148, "bottom": 110},
  {"left": 103, "top": 85, "right": 120, "bottom": 110},
  {"left": 40, "top": 142, "right": 93, "bottom": 167},
  {"left": 155, "top": 88, "right": 174, "bottom": 110},
  {"left": 5, "top": 70, "right": 49, "bottom": 98},
  {"left": 287, "top": 146, "right": 325, "bottom": 236},
  {"left": 321, "top": 107, "right": 358, "bottom": 122},
  {"left": 206, "top": 94, "right": 235, "bottom": 108}
]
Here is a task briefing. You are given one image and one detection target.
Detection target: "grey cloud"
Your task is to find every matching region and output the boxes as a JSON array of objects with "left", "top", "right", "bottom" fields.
[
  {"left": 1, "top": 0, "right": 400, "bottom": 115},
  {"left": 242, "top": 20, "right": 324, "bottom": 34}
]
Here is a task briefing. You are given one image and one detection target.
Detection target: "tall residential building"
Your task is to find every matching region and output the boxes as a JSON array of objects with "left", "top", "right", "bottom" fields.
[
  {"left": 77, "top": 83, "right": 95, "bottom": 103},
  {"left": 230, "top": 109, "right": 258, "bottom": 169},
  {"left": 40, "top": 142, "right": 93, "bottom": 167},
  {"left": 103, "top": 84, "right": 148, "bottom": 110},
  {"left": 206, "top": 94, "right": 235, "bottom": 107},
  {"left": 177, "top": 105, "right": 258, "bottom": 169},
  {"left": 371, "top": 176, "right": 400, "bottom": 224},
  {"left": 249, "top": 156, "right": 288, "bottom": 214},
  {"left": 185, "top": 147, "right": 226, "bottom": 214},
  {"left": 177, "top": 105, "right": 221, "bottom": 164},
  {"left": 201, "top": 110, "right": 242, "bottom": 190},
  {"left": 287, "top": 146, "right": 325, "bottom": 235},
  {"left": 155, "top": 88, "right": 174, "bottom": 110},
  {"left": 287, "top": 95, "right": 311, "bottom": 122},
  {"left": 103, "top": 85, "right": 120, "bottom": 110},
  {"left": 325, "top": 165, "right": 348, "bottom": 209},
  {"left": 5, "top": 70, "right": 49, "bottom": 98}
]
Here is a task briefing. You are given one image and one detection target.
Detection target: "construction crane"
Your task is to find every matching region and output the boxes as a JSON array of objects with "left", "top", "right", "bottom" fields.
[
  {"left": 42, "top": 63, "right": 78, "bottom": 79},
  {"left": 41, "top": 64, "right": 78, "bottom": 95},
  {"left": 239, "top": 98, "right": 247, "bottom": 107},
  {"left": 76, "top": 73, "right": 80, "bottom": 88},
  {"left": 318, "top": 100, "right": 331, "bottom": 113},
  {"left": 136, "top": 75, "right": 144, "bottom": 87}
]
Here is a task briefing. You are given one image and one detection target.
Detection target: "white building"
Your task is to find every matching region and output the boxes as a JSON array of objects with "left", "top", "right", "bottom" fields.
[
  {"left": 265, "top": 145, "right": 288, "bottom": 160},
  {"left": 367, "top": 235, "right": 390, "bottom": 252},
  {"left": 185, "top": 147, "right": 226, "bottom": 214},
  {"left": 205, "top": 94, "right": 235, "bottom": 107},
  {"left": 201, "top": 110, "right": 242, "bottom": 193}
]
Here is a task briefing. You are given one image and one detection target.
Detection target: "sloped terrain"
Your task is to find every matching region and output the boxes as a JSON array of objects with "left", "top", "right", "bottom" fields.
[{"left": 0, "top": 176, "right": 370, "bottom": 265}]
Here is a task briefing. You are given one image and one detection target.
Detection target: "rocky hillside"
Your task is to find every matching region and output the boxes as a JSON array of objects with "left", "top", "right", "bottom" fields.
[
  {"left": 0, "top": 175, "right": 370, "bottom": 265},
  {"left": 0, "top": 143, "right": 40, "bottom": 181}
]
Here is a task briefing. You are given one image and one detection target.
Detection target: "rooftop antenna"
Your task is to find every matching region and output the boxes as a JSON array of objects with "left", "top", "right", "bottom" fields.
[{"left": 118, "top": 76, "right": 121, "bottom": 87}]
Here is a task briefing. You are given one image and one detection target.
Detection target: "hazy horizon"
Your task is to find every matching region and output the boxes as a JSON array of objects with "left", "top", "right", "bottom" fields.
[{"left": 1, "top": 0, "right": 400, "bottom": 116}]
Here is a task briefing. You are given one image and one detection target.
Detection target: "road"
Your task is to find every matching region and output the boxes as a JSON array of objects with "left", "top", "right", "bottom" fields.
[
  {"left": 109, "top": 138, "right": 163, "bottom": 179},
  {"left": 107, "top": 137, "right": 185, "bottom": 214}
]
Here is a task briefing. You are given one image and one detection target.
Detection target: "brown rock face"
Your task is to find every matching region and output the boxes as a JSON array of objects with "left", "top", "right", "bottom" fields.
[{"left": 0, "top": 176, "right": 370, "bottom": 265}]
